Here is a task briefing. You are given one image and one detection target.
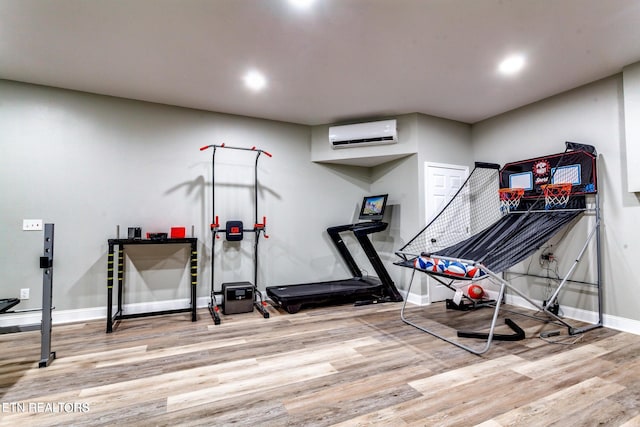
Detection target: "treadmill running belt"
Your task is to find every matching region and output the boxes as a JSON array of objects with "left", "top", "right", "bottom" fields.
[{"left": 266, "top": 277, "right": 385, "bottom": 313}]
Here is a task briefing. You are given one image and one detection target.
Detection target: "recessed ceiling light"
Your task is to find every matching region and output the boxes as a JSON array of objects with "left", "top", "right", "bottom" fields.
[
  {"left": 498, "top": 54, "right": 526, "bottom": 75},
  {"left": 243, "top": 70, "right": 267, "bottom": 91},
  {"left": 288, "top": 0, "right": 315, "bottom": 9}
]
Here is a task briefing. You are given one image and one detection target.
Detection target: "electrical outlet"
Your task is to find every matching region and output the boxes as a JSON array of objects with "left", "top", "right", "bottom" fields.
[
  {"left": 540, "top": 252, "right": 555, "bottom": 262},
  {"left": 22, "top": 219, "right": 43, "bottom": 231},
  {"left": 20, "top": 288, "right": 30, "bottom": 300}
]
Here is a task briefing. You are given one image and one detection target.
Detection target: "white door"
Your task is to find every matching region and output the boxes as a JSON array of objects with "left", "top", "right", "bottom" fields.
[{"left": 424, "top": 162, "right": 469, "bottom": 303}]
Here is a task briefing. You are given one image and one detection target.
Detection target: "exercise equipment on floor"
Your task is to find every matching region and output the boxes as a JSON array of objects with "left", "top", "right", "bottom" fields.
[
  {"left": 266, "top": 194, "right": 403, "bottom": 314},
  {"left": 395, "top": 142, "right": 602, "bottom": 355},
  {"left": 200, "top": 143, "right": 272, "bottom": 324},
  {"left": 1, "top": 223, "right": 56, "bottom": 367}
]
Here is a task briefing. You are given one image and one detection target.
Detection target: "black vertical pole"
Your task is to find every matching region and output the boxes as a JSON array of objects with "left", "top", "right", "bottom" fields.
[
  {"left": 254, "top": 151, "right": 260, "bottom": 287},
  {"left": 117, "top": 246, "right": 124, "bottom": 315},
  {"left": 595, "top": 192, "right": 603, "bottom": 327},
  {"left": 253, "top": 151, "right": 269, "bottom": 318},
  {"left": 211, "top": 146, "right": 216, "bottom": 299},
  {"left": 106, "top": 241, "right": 114, "bottom": 333},
  {"left": 208, "top": 147, "right": 221, "bottom": 324},
  {"left": 39, "top": 223, "right": 56, "bottom": 368},
  {"left": 190, "top": 239, "right": 198, "bottom": 321}
]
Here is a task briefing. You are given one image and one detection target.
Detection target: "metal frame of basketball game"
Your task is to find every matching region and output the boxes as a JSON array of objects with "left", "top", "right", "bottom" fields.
[{"left": 398, "top": 176, "right": 602, "bottom": 355}]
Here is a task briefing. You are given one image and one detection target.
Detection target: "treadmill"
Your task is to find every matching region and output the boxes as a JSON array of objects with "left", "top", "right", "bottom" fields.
[{"left": 266, "top": 194, "right": 403, "bottom": 314}]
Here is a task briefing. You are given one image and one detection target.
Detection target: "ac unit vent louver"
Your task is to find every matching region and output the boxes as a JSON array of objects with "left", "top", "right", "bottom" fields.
[{"left": 329, "top": 119, "right": 397, "bottom": 149}]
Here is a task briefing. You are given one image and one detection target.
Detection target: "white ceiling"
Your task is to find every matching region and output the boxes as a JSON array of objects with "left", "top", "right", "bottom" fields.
[{"left": 2, "top": 0, "right": 640, "bottom": 126}]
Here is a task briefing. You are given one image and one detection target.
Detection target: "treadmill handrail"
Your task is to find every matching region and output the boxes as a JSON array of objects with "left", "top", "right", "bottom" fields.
[{"left": 326, "top": 221, "right": 402, "bottom": 302}]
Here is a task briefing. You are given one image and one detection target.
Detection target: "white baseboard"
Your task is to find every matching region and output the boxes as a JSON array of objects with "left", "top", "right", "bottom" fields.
[
  {"left": 400, "top": 290, "right": 429, "bottom": 306},
  {"left": 0, "top": 295, "right": 241, "bottom": 328},
  {"left": 399, "top": 290, "right": 640, "bottom": 336},
  {"left": 505, "top": 293, "right": 640, "bottom": 335},
  {"left": 3, "top": 294, "right": 640, "bottom": 337},
  {"left": 0, "top": 306, "right": 106, "bottom": 328},
  {"left": 0, "top": 298, "right": 213, "bottom": 328}
]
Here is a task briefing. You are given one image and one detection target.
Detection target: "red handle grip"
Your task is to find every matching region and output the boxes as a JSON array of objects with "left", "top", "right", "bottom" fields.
[
  {"left": 254, "top": 216, "right": 268, "bottom": 238},
  {"left": 255, "top": 216, "right": 267, "bottom": 228},
  {"left": 253, "top": 146, "right": 272, "bottom": 157}
]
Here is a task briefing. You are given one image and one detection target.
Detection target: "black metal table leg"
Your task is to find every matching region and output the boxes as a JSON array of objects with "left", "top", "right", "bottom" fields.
[
  {"left": 190, "top": 240, "right": 197, "bottom": 321},
  {"left": 106, "top": 242, "right": 115, "bottom": 333}
]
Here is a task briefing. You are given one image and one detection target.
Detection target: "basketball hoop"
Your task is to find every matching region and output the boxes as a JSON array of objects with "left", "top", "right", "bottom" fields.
[
  {"left": 499, "top": 188, "right": 524, "bottom": 212},
  {"left": 541, "top": 183, "right": 572, "bottom": 209}
]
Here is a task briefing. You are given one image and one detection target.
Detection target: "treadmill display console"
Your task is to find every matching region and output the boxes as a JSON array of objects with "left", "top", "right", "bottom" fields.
[{"left": 359, "top": 194, "right": 388, "bottom": 221}]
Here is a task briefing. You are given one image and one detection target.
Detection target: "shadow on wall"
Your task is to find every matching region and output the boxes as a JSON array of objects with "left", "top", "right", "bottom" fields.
[
  {"left": 373, "top": 203, "right": 399, "bottom": 256},
  {"left": 371, "top": 156, "right": 413, "bottom": 181},
  {"left": 68, "top": 253, "right": 112, "bottom": 309},
  {"left": 164, "top": 173, "right": 281, "bottom": 227},
  {"left": 126, "top": 245, "right": 190, "bottom": 285},
  {"left": 69, "top": 244, "right": 194, "bottom": 310},
  {"left": 318, "top": 163, "right": 372, "bottom": 192},
  {"left": 165, "top": 175, "right": 208, "bottom": 234}
]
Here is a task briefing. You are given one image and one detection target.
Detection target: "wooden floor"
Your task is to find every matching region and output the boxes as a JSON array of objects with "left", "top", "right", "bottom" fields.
[{"left": 1, "top": 301, "right": 640, "bottom": 426}]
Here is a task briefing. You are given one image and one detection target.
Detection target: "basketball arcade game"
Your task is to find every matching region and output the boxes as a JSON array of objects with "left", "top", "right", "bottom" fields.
[
  {"left": 266, "top": 194, "right": 403, "bottom": 314},
  {"left": 200, "top": 143, "right": 271, "bottom": 324},
  {"left": 395, "top": 142, "right": 602, "bottom": 354}
]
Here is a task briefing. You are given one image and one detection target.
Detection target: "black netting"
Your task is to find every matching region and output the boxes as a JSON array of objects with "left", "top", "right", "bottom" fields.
[
  {"left": 395, "top": 160, "right": 584, "bottom": 275},
  {"left": 436, "top": 210, "right": 581, "bottom": 272},
  {"left": 397, "top": 163, "right": 503, "bottom": 259}
]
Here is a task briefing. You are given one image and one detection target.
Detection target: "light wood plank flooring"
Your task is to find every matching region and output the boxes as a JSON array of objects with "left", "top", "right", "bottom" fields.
[{"left": 1, "top": 302, "right": 639, "bottom": 426}]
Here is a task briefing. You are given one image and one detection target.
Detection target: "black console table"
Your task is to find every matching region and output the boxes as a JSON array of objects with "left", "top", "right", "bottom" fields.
[{"left": 106, "top": 238, "right": 198, "bottom": 333}]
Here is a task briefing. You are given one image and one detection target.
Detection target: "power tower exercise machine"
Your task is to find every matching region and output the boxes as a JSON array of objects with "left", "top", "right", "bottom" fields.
[
  {"left": 266, "top": 194, "right": 403, "bottom": 314},
  {"left": 200, "top": 143, "right": 271, "bottom": 324}
]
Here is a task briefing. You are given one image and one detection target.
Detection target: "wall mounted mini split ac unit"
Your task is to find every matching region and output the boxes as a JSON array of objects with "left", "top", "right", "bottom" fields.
[{"left": 329, "top": 119, "right": 398, "bottom": 149}]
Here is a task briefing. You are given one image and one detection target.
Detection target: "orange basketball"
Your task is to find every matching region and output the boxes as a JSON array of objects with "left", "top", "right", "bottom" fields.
[{"left": 468, "top": 284, "right": 484, "bottom": 300}]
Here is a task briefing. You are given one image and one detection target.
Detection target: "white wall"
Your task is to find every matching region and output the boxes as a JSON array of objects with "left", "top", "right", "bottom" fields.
[
  {"left": 310, "top": 115, "right": 418, "bottom": 166},
  {"left": 309, "top": 113, "right": 472, "bottom": 301},
  {"left": 0, "top": 80, "right": 368, "bottom": 317},
  {"left": 623, "top": 61, "right": 640, "bottom": 192},
  {"left": 405, "top": 114, "right": 473, "bottom": 300},
  {"left": 6, "top": 75, "right": 638, "bottom": 329},
  {"left": 472, "top": 75, "right": 640, "bottom": 324}
]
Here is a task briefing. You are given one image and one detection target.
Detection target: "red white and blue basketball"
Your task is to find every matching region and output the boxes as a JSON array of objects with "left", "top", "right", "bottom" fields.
[
  {"left": 413, "top": 256, "right": 437, "bottom": 271},
  {"left": 467, "top": 284, "right": 484, "bottom": 300},
  {"left": 414, "top": 256, "right": 436, "bottom": 271},
  {"left": 466, "top": 266, "right": 480, "bottom": 278},
  {"left": 445, "top": 261, "right": 467, "bottom": 277}
]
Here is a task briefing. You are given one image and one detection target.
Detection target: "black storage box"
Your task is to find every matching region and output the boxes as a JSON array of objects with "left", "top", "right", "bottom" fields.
[{"left": 222, "top": 282, "right": 254, "bottom": 315}]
